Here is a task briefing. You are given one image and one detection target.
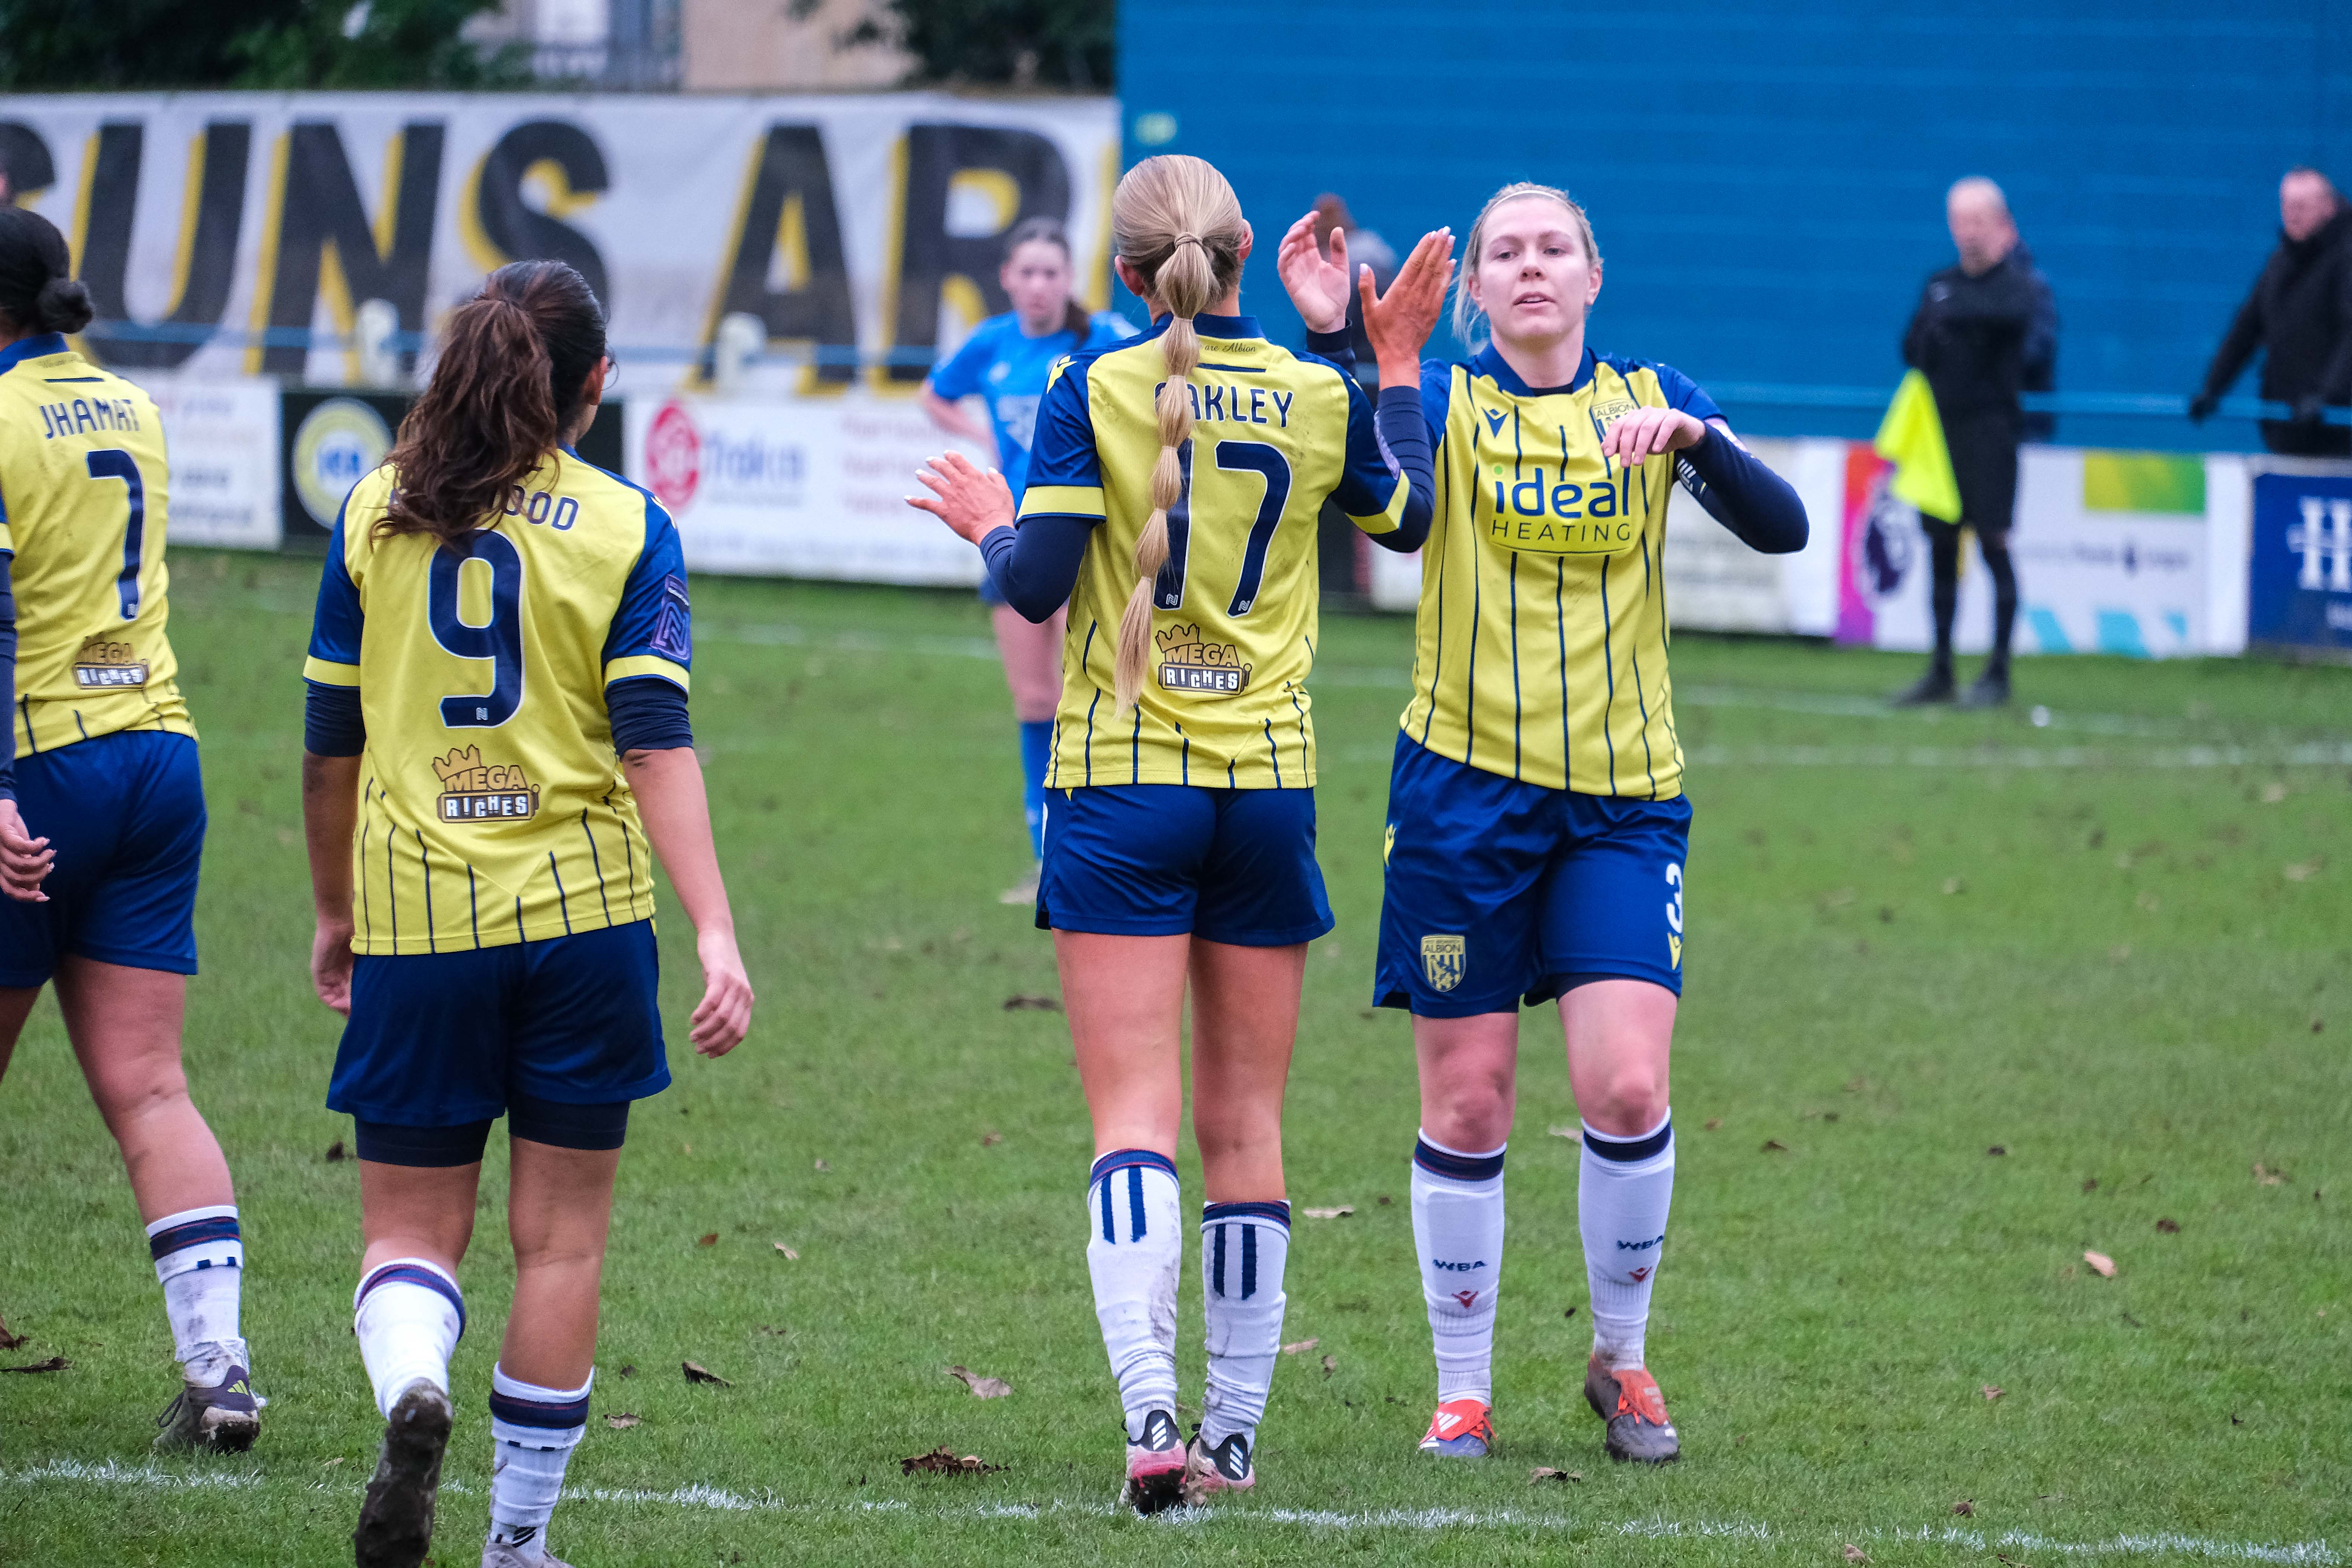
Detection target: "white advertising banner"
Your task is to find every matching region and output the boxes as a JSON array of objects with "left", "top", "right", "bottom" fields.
[
  {"left": 0, "top": 91, "right": 1120, "bottom": 392},
  {"left": 150, "top": 379, "right": 280, "bottom": 549},
  {"left": 1837, "top": 446, "right": 2222, "bottom": 657},
  {"left": 624, "top": 394, "right": 989, "bottom": 584}
]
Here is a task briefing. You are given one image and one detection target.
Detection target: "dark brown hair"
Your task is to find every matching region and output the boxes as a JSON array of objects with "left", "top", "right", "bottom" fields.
[
  {"left": 380, "top": 260, "right": 607, "bottom": 550},
  {"left": 0, "top": 207, "right": 94, "bottom": 337},
  {"left": 1003, "top": 216, "right": 1092, "bottom": 341}
]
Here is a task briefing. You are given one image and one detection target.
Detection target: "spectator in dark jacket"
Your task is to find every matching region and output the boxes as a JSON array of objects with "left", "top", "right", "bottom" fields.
[
  {"left": 2189, "top": 168, "right": 2352, "bottom": 458},
  {"left": 1894, "top": 177, "right": 2038, "bottom": 708}
]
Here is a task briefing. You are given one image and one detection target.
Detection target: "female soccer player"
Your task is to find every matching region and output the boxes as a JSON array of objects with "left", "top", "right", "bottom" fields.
[
  {"left": 908, "top": 154, "right": 1449, "bottom": 1511},
  {"left": 302, "top": 260, "right": 753, "bottom": 1568},
  {"left": 1293, "top": 184, "right": 1808, "bottom": 1465},
  {"left": 920, "top": 218, "right": 1135, "bottom": 903},
  {"left": 0, "top": 207, "right": 260, "bottom": 1453}
]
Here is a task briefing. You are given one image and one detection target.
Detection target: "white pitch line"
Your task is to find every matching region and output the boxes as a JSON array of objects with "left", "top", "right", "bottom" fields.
[{"left": 3, "top": 1461, "right": 2335, "bottom": 1562}]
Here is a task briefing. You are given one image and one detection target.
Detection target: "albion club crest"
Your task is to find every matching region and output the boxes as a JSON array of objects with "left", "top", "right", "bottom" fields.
[{"left": 1422, "top": 934, "right": 1465, "bottom": 993}]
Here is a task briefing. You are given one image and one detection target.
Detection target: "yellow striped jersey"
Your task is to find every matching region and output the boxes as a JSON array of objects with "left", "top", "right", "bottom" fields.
[
  {"left": 0, "top": 334, "right": 193, "bottom": 758},
  {"left": 1018, "top": 312, "right": 1409, "bottom": 788},
  {"left": 305, "top": 453, "right": 692, "bottom": 955},
  {"left": 1400, "top": 346, "right": 1722, "bottom": 798}
]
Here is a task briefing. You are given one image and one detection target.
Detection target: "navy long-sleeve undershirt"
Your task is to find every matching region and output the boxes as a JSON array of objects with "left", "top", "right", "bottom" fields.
[
  {"left": 303, "top": 675, "right": 692, "bottom": 758},
  {"left": 0, "top": 551, "right": 16, "bottom": 804},
  {"left": 978, "top": 384, "right": 1436, "bottom": 624},
  {"left": 1674, "top": 427, "right": 1810, "bottom": 554}
]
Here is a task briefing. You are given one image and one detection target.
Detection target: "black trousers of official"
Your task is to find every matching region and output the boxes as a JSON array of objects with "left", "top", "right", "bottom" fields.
[{"left": 1926, "top": 416, "right": 2021, "bottom": 675}]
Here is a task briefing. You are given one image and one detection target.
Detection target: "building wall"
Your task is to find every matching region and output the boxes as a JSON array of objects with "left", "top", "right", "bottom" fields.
[
  {"left": 680, "top": 0, "right": 909, "bottom": 91},
  {"left": 1118, "top": 0, "right": 2352, "bottom": 448}
]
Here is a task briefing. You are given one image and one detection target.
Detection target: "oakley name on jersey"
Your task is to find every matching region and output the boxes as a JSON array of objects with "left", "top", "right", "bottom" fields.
[{"left": 1019, "top": 314, "right": 1409, "bottom": 789}]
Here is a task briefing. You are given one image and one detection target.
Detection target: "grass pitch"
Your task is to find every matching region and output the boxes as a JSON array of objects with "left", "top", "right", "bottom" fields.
[{"left": 2, "top": 549, "right": 2347, "bottom": 1566}]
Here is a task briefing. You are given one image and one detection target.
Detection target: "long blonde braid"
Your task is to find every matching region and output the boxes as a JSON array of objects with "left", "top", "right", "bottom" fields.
[{"left": 1109, "top": 155, "right": 1246, "bottom": 715}]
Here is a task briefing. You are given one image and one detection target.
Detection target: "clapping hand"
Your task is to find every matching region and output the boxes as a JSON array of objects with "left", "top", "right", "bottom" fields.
[
  {"left": 1276, "top": 212, "right": 1355, "bottom": 336},
  {"left": 1360, "top": 228, "right": 1456, "bottom": 388},
  {"left": 907, "top": 451, "right": 1017, "bottom": 545}
]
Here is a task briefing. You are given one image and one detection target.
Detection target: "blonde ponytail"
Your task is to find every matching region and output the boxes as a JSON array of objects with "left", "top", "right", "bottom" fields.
[{"left": 1107, "top": 156, "right": 1247, "bottom": 715}]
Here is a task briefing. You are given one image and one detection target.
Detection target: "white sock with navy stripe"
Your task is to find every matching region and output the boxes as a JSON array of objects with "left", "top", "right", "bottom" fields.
[
  {"left": 1579, "top": 1112, "right": 1675, "bottom": 1371},
  {"left": 1410, "top": 1133, "right": 1506, "bottom": 1406},
  {"left": 488, "top": 1364, "right": 591, "bottom": 1564},
  {"left": 1199, "top": 1200, "right": 1290, "bottom": 1452},
  {"left": 353, "top": 1258, "right": 464, "bottom": 1418},
  {"left": 147, "top": 1206, "right": 246, "bottom": 1384},
  {"left": 1084, "top": 1150, "right": 1181, "bottom": 1441}
]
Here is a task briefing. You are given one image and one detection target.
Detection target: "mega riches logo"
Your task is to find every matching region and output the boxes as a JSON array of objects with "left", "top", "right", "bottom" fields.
[
  {"left": 1154, "top": 624, "right": 1251, "bottom": 695},
  {"left": 72, "top": 635, "right": 149, "bottom": 689},
  {"left": 432, "top": 746, "right": 539, "bottom": 822}
]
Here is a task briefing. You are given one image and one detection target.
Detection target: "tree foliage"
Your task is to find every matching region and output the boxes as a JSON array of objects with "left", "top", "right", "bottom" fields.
[
  {"left": 828, "top": 0, "right": 1115, "bottom": 90},
  {"left": 0, "top": 0, "right": 527, "bottom": 90}
]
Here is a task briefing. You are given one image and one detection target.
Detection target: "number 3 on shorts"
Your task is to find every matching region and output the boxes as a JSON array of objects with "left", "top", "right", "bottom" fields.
[
  {"left": 427, "top": 531, "right": 527, "bottom": 728},
  {"left": 1665, "top": 862, "right": 1684, "bottom": 969}
]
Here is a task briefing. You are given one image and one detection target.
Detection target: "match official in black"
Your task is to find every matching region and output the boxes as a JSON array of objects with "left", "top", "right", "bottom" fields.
[{"left": 1895, "top": 176, "right": 2038, "bottom": 709}]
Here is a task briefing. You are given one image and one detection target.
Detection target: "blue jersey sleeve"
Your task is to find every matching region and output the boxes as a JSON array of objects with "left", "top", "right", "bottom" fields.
[
  {"left": 1652, "top": 361, "right": 1724, "bottom": 424},
  {"left": 0, "top": 549, "right": 15, "bottom": 802},
  {"left": 602, "top": 496, "right": 692, "bottom": 692},
  {"left": 303, "top": 508, "right": 364, "bottom": 689},
  {"left": 927, "top": 320, "right": 999, "bottom": 402},
  {"left": 1015, "top": 358, "right": 1106, "bottom": 523},
  {"left": 1326, "top": 366, "right": 1433, "bottom": 549}
]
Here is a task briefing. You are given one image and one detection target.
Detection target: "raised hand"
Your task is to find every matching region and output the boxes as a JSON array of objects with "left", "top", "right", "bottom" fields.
[
  {"left": 1601, "top": 406, "right": 1710, "bottom": 464},
  {"left": 907, "top": 450, "right": 1017, "bottom": 545},
  {"left": 1361, "top": 227, "right": 1456, "bottom": 387},
  {"left": 1276, "top": 211, "right": 1352, "bottom": 335}
]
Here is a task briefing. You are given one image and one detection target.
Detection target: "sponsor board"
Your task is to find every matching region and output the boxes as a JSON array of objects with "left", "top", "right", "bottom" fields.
[
  {"left": 0, "top": 92, "right": 1117, "bottom": 393},
  {"left": 148, "top": 378, "right": 280, "bottom": 549},
  {"left": 2246, "top": 464, "right": 2352, "bottom": 655},
  {"left": 623, "top": 394, "right": 989, "bottom": 583},
  {"left": 1838, "top": 446, "right": 2223, "bottom": 658}
]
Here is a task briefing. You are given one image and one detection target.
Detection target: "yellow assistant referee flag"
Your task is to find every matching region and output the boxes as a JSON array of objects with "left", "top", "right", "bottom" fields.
[{"left": 1872, "top": 370, "right": 1962, "bottom": 525}]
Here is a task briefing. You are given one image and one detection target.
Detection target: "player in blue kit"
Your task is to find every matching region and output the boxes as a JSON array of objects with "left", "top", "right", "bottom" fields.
[
  {"left": 1291, "top": 184, "right": 1809, "bottom": 1465},
  {"left": 301, "top": 261, "right": 754, "bottom": 1568},
  {"left": 0, "top": 208, "right": 261, "bottom": 1453},
  {"left": 921, "top": 218, "right": 1135, "bottom": 903}
]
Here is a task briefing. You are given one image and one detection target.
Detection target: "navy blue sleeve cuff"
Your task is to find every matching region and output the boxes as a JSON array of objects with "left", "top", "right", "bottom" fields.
[
  {"left": 303, "top": 680, "right": 366, "bottom": 757},
  {"left": 982, "top": 514, "right": 1092, "bottom": 623},
  {"left": 1305, "top": 327, "right": 1357, "bottom": 372},
  {"left": 1676, "top": 428, "right": 1810, "bottom": 555},
  {"left": 1370, "top": 384, "right": 1435, "bottom": 553},
  {"left": 608, "top": 675, "right": 694, "bottom": 754}
]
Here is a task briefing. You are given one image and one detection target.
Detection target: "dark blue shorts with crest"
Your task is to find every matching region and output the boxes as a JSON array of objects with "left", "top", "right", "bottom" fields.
[{"left": 1375, "top": 733, "right": 1689, "bottom": 1017}]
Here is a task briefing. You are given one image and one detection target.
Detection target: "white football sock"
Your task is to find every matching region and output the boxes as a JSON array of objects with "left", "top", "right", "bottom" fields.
[
  {"left": 1410, "top": 1133, "right": 1506, "bottom": 1406},
  {"left": 1084, "top": 1150, "right": 1182, "bottom": 1440},
  {"left": 1579, "top": 1112, "right": 1675, "bottom": 1370},
  {"left": 488, "top": 1364, "right": 591, "bottom": 1564},
  {"left": 147, "top": 1205, "right": 246, "bottom": 1383},
  {"left": 1199, "top": 1200, "right": 1290, "bottom": 1450},
  {"left": 353, "top": 1258, "right": 465, "bottom": 1418}
]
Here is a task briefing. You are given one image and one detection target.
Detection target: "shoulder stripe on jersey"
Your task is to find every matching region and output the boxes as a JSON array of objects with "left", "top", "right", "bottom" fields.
[
  {"left": 1345, "top": 472, "right": 1408, "bottom": 535},
  {"left": 602, "top": 654, "right": 688, "bottom": 692},
  {"left": 1020, "top": 484, "right": 1105, "bottom": 521},
  {"left": 303, "top": 656, "right": 361, "bottom": 688},
  {"left": 414, "top": 830, "right": 436, "bottom": 954}
]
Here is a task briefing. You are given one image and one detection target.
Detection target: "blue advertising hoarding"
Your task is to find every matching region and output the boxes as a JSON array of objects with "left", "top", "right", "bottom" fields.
[{"left": 2248, "top": 473, "right": 2352, "bottom": 654}]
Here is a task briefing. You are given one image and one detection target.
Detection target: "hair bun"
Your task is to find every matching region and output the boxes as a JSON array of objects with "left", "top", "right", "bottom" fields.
[{"left": 34, "top": 276, "right": 93, "bottom": 335}]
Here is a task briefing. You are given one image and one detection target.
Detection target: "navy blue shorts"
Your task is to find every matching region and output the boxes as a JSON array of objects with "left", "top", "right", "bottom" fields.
[
  {"left": 0, "top": 730, "right": 204, "bottom": 988},
  {"left": 1375, "top": 734, "right": 1690, "bottom": 1017},
  {"left": 1038, "top": 785, "right": 1334, "bottom": 947},
  {"left": 328, "top": 919, "right": 669, "bottom": 1127}
]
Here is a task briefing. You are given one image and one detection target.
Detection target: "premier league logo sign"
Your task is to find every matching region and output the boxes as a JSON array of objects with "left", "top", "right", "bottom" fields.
[{"left": 1422, "top": 934, "right": 1465, "bottom": 994}]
